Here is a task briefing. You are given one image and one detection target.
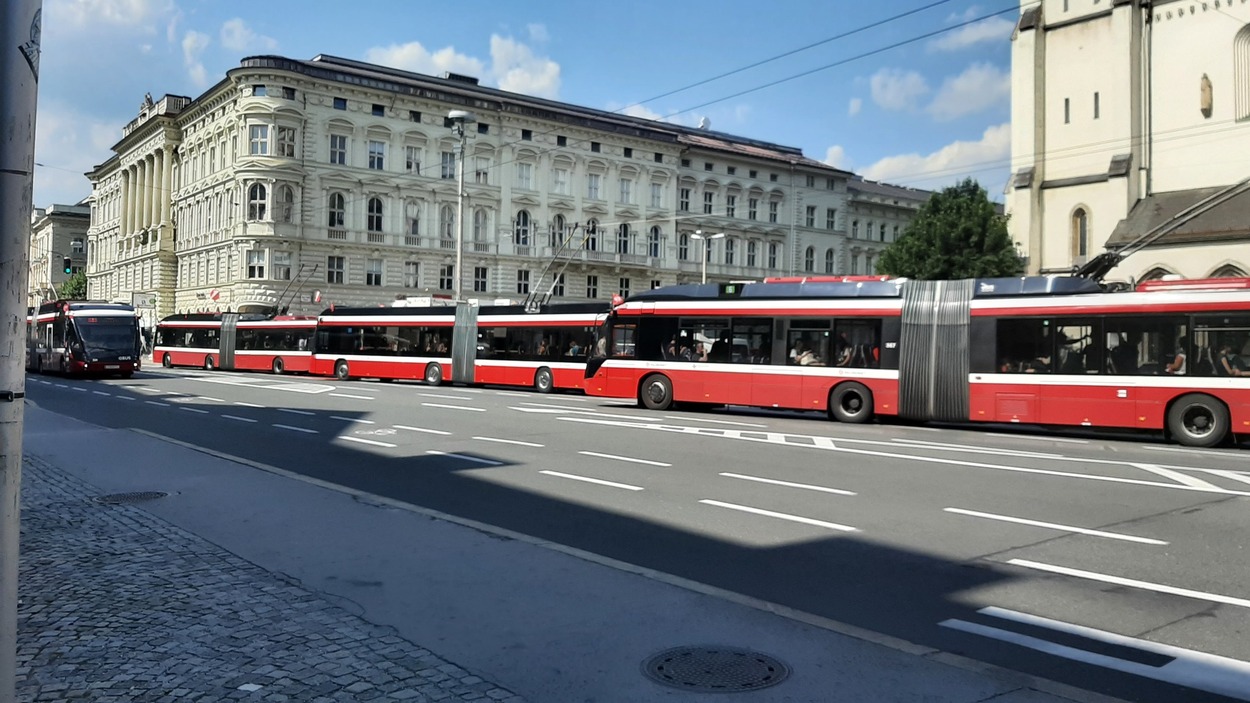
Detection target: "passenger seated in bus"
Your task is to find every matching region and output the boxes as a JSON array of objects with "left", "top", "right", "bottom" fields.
[
  {"left": 1218, "top": 343, "right": 1247, "bottom": 376},
  {"left": 1165, "top": 336, "right": 1187, "bottom": 375},
  {"left": 1025, "top": 354, "right": 1051, "bottom": 373},
  {"left": 664, "top": 339, "right": 678, "bottom": 360},
  {"left": 567, "top": 340, "right": 582, "bottom": 356},
  {"left": 999, "top": 358, "right": 1017, "bottom": 373},
  {"left": 794, "top": 341, "right": 824, "bottom": 366},
  {"left": 709, "top": 332, "right": 731, "bottom": 362}
]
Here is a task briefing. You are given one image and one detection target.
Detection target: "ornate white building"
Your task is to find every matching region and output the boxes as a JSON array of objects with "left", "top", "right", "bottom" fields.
[
  {"left": 1008, "top": 0, "right": 1250, "bottom": 282},
  {"left": 82, "top": 54, "right": 924, "bottom": 319},
  {"left": 27, "top": 204, "right": 89, "bottom": 308}
]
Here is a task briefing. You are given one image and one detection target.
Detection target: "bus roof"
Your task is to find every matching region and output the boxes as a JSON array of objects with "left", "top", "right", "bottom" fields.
[
  {"left": 623, "top": 276, "right": 1104, "bottom": 303},
  {"left": 318, "top": 301, "right": 610, "bottom": 319}
]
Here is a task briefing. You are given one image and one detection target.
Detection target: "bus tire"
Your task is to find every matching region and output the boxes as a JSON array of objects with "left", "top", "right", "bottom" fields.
[
  {"left": 334, "top": 360, "right": 350, "bottom": 380},
  {"left": 829, "top": 382, "right": 874, "bottom": 424},
  {"left": 424, "top": 362, "right": 443, "bottom": 386},
  {"left": 639, "top": 374, "right": 673, "bottom": 411},
  {"left": 1167, "top": 393, "right": 1229, "bottom": 448},
  {"left": 271, "top": 358, "right": 284, "bottom": 374},
  {"left": 162, "top": 354, "right": 172, "bottom": 368},
  {"left": 204, "top": 356, "right": 215, "bottom": 371},
  {"left": 534, "top": 367, "right": 554, "bottom": 393}
]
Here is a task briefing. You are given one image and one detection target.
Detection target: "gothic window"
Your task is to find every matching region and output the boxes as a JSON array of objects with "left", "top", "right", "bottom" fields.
[{"left": 1072, "top": 207, "right": 1089, "bottom": 259}]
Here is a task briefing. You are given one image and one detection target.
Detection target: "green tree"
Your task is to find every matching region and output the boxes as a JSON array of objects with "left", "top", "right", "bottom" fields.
[
  {"left": 877, "top": 178, "right": 1022, "bottom": 280},
  {"left": 58, "top": 271, "right": 87, "bottom": 299}
]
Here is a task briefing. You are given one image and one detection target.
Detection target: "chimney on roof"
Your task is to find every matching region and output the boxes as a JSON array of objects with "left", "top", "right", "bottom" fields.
[{"left": 442, "top": 71, "right": 480, "bottom": 85}]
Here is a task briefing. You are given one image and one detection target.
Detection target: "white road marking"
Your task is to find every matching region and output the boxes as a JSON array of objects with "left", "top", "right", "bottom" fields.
[
  {"left": 944, "top": 508, "right": 1167, "bottom": 545},
  {"left": 420, "top": 392, "right": 479, "bottom": 401},
  {"left": 942, "top": 607, "right": 1250, "bottom": 701},
  {"left": 512, "top": 405, "right": 650, "bottom": 421},
  {"left": 71, "top": 387, "right": 87, "bottom": 393},
  {"left": 329, "top": 393, "right": 374, "bottom": 400},
  {"left": 273, "top": 424, "right": 318, "bottom": 434},
  {"left": 145, "top": 401, "right": 169, "bottom": 407},
  {"left": 395, "top": 425, "right": 451, "bottom": 436},
  {"left": 1205, "top": 470, "right": 1250, "bottom": 487},
  {"left": 116, "top": 396, "right": 135, "bottom": 401},
  {"left": 422, "top": 402, "right": 485, "bottom": 412},
  {"left": 197, "top": 396, "right": 225, "bottom": 402},
  {"left": 339, "top": 436, "right": 397, "bottom": 448},
  {"left": 891, "top": 437, "right": 1062, "bottom": 459},
  {"left": 425, "top": 450, "right": 502, "bottom": 466},
  {"left": 1142, "top": 445, "right": 1244, "bottom": 459},
  {"left": 982, "top": 432, "right": 1089, "bottom": 444},
  {"left": 699, "top": 499, "right": 858, "bottom": 532},
  {"left": 53, "top": 384, "right": 67, "bottom": 388},
  {"left": 1007, "top": 559, "right": 1250, "bottom": 608},
  {"left": 664, "top": 415, "right": 769, "bottom": 428},
  {"left": 539, "top": 470, "right": 644, "bottom": 491},
  {"left": 1129, "top": 463, "right": 1227, "bottom": 492},
  {"left": 234, "top": 401, "right": 264, "bottom": 408},
  {"left": 222, "top": 415, "right": 257, "bottom": 423},
  {"left": 720, "top": 472, "right": 857, "bottom": 496},
  {"left": 495, "top": 392, "right": 530, "bottom": 398},
  {"left": 179, "top": 407, "right": 209, "bottom": 414},
  {"left": 92, "top": 391, "right": 110, "bottom": 396},
  {"left": 331, "top": 416, "right": 375, "bottom": 424},
  {"left": 278, "top": 408, "right": 315, "bottom": 416},
  {"left": 473, "top": 436, "right": 544, "bottom": 447},
  {"left": 578, "top": 450, "right": 671, "bottom": 467}
]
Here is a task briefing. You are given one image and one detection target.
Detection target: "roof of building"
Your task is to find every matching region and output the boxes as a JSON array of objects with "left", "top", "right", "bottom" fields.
[
  {"left": 1106, "top": 186, "right": 1250, "bottom": 248},
  {"left": 846, "top": 178, "right": 932, "bottom": 203}
]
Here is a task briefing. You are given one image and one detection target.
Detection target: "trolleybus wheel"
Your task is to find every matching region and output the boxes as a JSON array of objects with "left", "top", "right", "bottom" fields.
[
  {"left": 204, "top": 356, "right": 215, "bottom": 371},
  {"left": 162, "top": 354, "right": 172, "bottom": 368},
  {"left": 334, "top": 360, "right": 350, "bottom": 380},
  {"left": 829, "top": 382, "right": 874, "bottom": 424},
  {"left": 271, "top": 358, "right": 284, "bottom": 374},
  {"left": 424, "top": 362, "right": 443, "bottom": 386},
  {"left": 639, "top": 374, "right": 673, "bottom": 411},
  {"left": 534, "top": 367, "right": 554, "bottom": 393},
  {"left": 1167, "top": 393, "right": 1229, "bottom": 447}
]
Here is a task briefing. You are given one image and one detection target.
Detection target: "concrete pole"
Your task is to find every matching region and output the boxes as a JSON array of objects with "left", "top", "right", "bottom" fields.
[
  {"left": 0, "top": 2, "right": 41, "bottom": 702},
  {"left": 454, "top": 128, "right": 466, "bottom": 301}
]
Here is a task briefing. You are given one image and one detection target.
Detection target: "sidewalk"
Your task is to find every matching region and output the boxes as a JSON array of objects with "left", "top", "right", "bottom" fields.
[{"left": 18, "top": 403, "right": 1124, "bottom": 702}]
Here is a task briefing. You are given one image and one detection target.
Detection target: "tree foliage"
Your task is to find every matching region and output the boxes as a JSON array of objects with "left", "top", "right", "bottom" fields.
[
  {"left": 877, "top": 178, "right": 1022, "bottom": 280},
  {"left": 58, "top": 271, "right": 87, "bottom": 299}
]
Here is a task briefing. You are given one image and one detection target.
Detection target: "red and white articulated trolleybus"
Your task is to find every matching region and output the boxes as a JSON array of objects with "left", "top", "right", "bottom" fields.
[
  {"left": 311, "top": 302, "right": 608, "bottom": 392},
  {"left": 153, "top": 313, "right": 317, "bottom": 374},
  {"left": 26, "top": 300, "right": 142, "bottom": 377},
  {"left": 584, "top": 275, "right": 1250, "bottom": 447}
]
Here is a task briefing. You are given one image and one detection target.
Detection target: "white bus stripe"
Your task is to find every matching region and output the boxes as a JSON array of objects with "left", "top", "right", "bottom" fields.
[
  {"left": 539, "top": 471, "right": 643, "bottom": 491},
  {"left": 699, "top": 500, "right": 857, "bottom": 532},
  {"left": 720, "top": 472, "right": 856, "bottom": 496},
  {"left": 578, "top": 451, "right": 671, "bottom": 467},
  {"left": 1007, "top": 559, "right": 1250, "bottom": 608},
  {"left": 944, "top": 508, "right": 1166, "bottom": 545}
]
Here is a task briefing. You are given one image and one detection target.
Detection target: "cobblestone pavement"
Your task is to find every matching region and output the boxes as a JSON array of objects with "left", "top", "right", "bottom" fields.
[{"left": 17, "top": 454, "right": 524, "bottom": 703}]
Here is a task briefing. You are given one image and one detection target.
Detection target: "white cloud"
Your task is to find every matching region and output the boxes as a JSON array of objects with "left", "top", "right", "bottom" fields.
[
  {"left": 182, "top": 30, "right": 211, "bottom": 88},
  {"left": 929, "top": 16, "right": 1014, "bottom": 52},
  {"left": 364, "top": 41, "right": 486, "bottom": 81},
  {"left": 869, "top": 68, "right": 929, "bottom": 111},
  {"left": 926, "top": 63, "right": 1010, "bottom": 121},
  {"left": 221, "top": 18, "right": 278, "bottom": 53},
  {"left": 824, "top": 145, "right": 851, "bottom": 170},
  {"left": 49, "top": 0, "right": 175, "bottom": 28},
  {"left": 527, "top": 23, "right": 549, "bottom": 43},
  {"left": 619, "top": 104, "right": 666, "bottom": 121},
  {"left": 848, "top": 97, "right": 862, "bottom": 117},
  {"left": 861, "top": 122, "right": 1010, "bottom": 186},
  {"left": 490, "top": 35, "right": 560, "bottom": 98},
  {"left": 947, "top": 5, "right": 982, "bottom": 23},
  {"left": 34, "top": 102, "right": 124, "bottom": 206}
]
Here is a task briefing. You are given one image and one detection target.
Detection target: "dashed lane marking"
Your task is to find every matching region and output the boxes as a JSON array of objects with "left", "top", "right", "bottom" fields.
[
  {"left": 699, "top": 499, "right": 858, "bottom": 532},
  {"left": 539, "top": 470, "right": 643, "bottom": 491}
]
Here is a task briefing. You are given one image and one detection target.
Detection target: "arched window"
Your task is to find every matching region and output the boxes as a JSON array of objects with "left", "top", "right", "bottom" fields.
[
  {"left": 1072, "top": 207, "right": 1088, "bottom": 258},
  {"left": 1139, "top": 267, "right": 1173, "bottom": 282},
  {"left": 865, "top": 254, "right": 874, "bottom": 274},
  {"left": 825, "top": 248, "right": 835, "bottom": 274},
  {"left": 278, "top": 185, "right": 295, "bottom": 223},
  {"left": 648, "top": 226, "right": 662, "bottom": 258},
  {"left": 585, "top": 219, "right": 599, "bottom": 251},
  {"left": 367, "top": 197, "right": 383, "bottom": 232},
  {"left": 724, "top": 238, "right": 735, "bottom": 265},
  {"left": 1212, "top": 264, "right": 1249, "bottom": 277},
  {"left": 747, "top": 240, "right": 757, "bottom": 267},
  {"left": 514, "top": 210, "right": 531, "bottom": 245},
  {"left": 247, "top": 183, "right": 266, "bottom": 221},
  {"left": 678, "top": 233, "right": 689, "bottom": 261},
  {"left": 550, "top": 214, "right": 567, "bottom": 248},
  {"left": 768, "top": 242, "right": 778, "bottom": 269},
  {"left": 327, "top": 192, "right": 345, "bottom": 227},
  {"left": 617, "top": 223, "right": 631, "bottom": 254},
  {"left": 1235, "top": 25, "right": 1250, "bottom": 120},
  {"left": 804, "top": 246, "right": 815, "bottom": 272},
  {"left": 439, "top": 204, "right": 455, "bottom": 241},
  {"left": 405, "top": 200, "right": 420, "bottom": 236},
  {"left": 473, "top": 209, "right": 488, "bottom": 242},
  {"left": 850, "top": 255, "right": 860, "bottom": 275}
]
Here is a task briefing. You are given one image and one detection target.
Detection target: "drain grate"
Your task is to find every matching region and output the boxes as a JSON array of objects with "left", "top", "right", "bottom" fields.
[
  {"left": 93, "top": 491, "right": 168, "bottom": 505},
  {"left": 642, "top": 646, "right": 789, "bottom": 693}
]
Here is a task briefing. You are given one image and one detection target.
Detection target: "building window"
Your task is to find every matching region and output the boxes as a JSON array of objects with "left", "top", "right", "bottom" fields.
[
  {"left": 249, "top": 124, "right": 269, "bottom": 155},
  {"left": 590, "top": 141, "right": 601, "bottom": 153},
  {"left": 366, "top": 258, "right": 383, "bottom": 286},
  {"left": 278, "top": 185, "right": 295, "bottom": 223},
  {"left": 1073, "top": 207, "right": 1089, "bottom": 258},
  {"left": 372, "top": 103, "right": 384, "bottom": 117},
  {"left": 404, "top": 261, "right": 419, "bottom": 288},
  {"left": 516, "top": 162, "right": 533, "bottom": 189},
  {"left": 892, "top": 225, "right": 899, "bottom": 241},
  {"left": 1094, "top": 91, "right": 1100, "bottom": 119},
  {"left": 252, "top": 85, "right": 267, "bottom": 96},
  {"left": 851, "top": 256, "right": 860, "bottom": 275},
  {"left": 557, "top": 135, "right": 567, "bottom": 147},
  {"left": 587, "top": 173, "right": 601, "bottom": 199},
  {"left": 277, "top": 127, "right": 296, "bottom": 157},
  {"left": 585, "top": 220, "right": 599, "bottom": 251},
  {"left": 826, "top": 178, "right": 836, "bottom": 190},
  {"left": 440, "top": 205, "right": 455, "bottom": 242},
  {"left": 474, "top": 266, "right": 488, "bottom": 293},
  {"left": 405, "top": 146, "right": 421, "bottom": 174},
  {"left": 650, "top": 182, "right": 663, "bottom": 208},
  {"left": 246, "top": 250, "right": 266, "bottom": 279},
  {"left": 367, "top": 197, "right": 383, "bottom": 233},
  {"left": 440, "top": 151, "right": 456, "bottom": 179},
  {"left": 439, "top": 264, "right": 455, "bottom": 291},
  {"left": 768, "top": 242, "right": 778, "bottom": 269},
  {"left": 619, "top": 178, "right": 633, "bottom": 204},
  {"left": 651, "top": 279, "right": 662, "bottom": 290},
  {"left": 805, "top": 205, "right": 816, "bottom": 228},
  {"left": 368, "top": 140, "right": 385, "bottom": 170},
  {"left": 725, "top": 238, "right": 736, "bottom": 265},
  {"left": 825, "top": 249, "right": 835, "bottom": 274},
  {"left": 619, "top": 277, "right": 631, "bottom": 297},
  {"left": 514, "top": 210, "right": 531, "bottom": 246},
  {"left": 681, "top": 158, "right": 691, "bottom": 167},
  {"left": 71, "top": 238, "right": 85, "bottom": 254},
  {"left": 880, "top": 224, "right": 887, "bottom": 242},
  {"left": 804, "top": 247, "right": 815, "bottom": 272},
  {"left": 586, "top": 275, "right": 598, "bottom": 298},
  {"left": 749, "top": 169, "right": 757, "bottom": 178},
  {"left": 852, "top": 220, "right": 859, "bottom": 238},
  {"left": 475, "top": 157, "right": 489, "bottom": 185},
  {"left": 678, "top": 233, "right": 689, "bottom": 261},
  {"left": 727, "top": 166, "right": 736, "bottom": 175},
  {"left": 516, "top": 270, "right": 530, "bottom": 295},
  {"left": 617, "top": 224, "right": 631, "bottom": 254},
  {"left": 328, "top": 192, "right": 345, "bottom": 227},
  {"left": 522, "top": 129, "right": 533, "bottom": 140},
  {"left": 474, "top": 209, "right": 488, "bottom": 243},
  {"left": 550, "top": 214, "right": 568, "bottom": 248},
  {"left": 327, "top": 256, "right": 345, "bottom": 284},
  {"left": 405, "top": 201, "right": 421, "bottom": 239},
  {"left": 648, "top": 226, "right": 661, "bottom": 258},
  {"left": 826, "top": 208, "right": 836, "bottom": 230},
  {"left": 409, "top": 110, "right": 421, "bottom": 122},
  {"left": 703, "top": 191, "right": 714, "bottom": 214},
  {"left": 704, "top": 162, "right": 713, "bottom": 172},
  {"left": 747, "top": 240, "right": 757, "bottom": 267},
  {"left": 679, "top": 188, "right": 691, "bottom": 212},
  {"left": 273, "top": 251, "right": 292, "bottom": 281},
  {"left": 247, "top": 183, "right": 267, "bottom": 221},
  {"left": 805, "top": 175, "right": 815, "bottom": 188},
  {"left": 768, "top": 201, "right": 779, "bottom": 223},
  {"left": 654, "top": 153, "right": 663, "bottom": 163},
  {"left": 770, "top": 173, "right": 779, "bottom": 182},
  {"left": 748, "top": 198, "right": 758, "bottom": 220},
  {"left": 553, "top": 167, "right": 569, "bottom": 195},
  {"left": 329, "top": 134, "right": 347, "bottom": 165},
  {"left": 553, "top": 272, "right": 565, "bottom": 297},
  {"left": 477, "top": 122, "right": 489, "bottom": 134}
]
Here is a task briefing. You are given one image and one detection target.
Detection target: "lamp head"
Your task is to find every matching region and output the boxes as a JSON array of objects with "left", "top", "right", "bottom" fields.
[{"left": 447, "top": 109, "right": 477, "bottom": 124}]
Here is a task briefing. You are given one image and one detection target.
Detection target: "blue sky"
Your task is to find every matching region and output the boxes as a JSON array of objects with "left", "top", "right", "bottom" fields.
[{"left": 34, "top": 0, "right": 1017, "bottom": 208}]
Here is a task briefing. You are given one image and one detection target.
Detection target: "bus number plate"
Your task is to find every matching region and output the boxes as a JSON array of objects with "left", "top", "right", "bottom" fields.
[{"left": 105, "top": 365, "right": 120, "bottom": 370}]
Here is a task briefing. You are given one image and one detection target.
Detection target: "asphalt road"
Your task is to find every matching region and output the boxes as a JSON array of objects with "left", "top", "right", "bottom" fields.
[{"left": 24, "top": 367, "right": 1250, "bottom": 703}]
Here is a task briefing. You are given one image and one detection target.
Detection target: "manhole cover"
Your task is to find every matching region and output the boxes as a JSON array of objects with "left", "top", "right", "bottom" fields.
[
  {"left": 642, "top": 646, "right": 789, "bottom": 692},
  {"left": 93, "top": 491, "right": 168, "bottom": 505}
]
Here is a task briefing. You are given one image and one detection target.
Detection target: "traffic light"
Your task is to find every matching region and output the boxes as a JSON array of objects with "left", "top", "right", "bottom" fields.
[{"left": 62, "top": 257, "right": 72, "bottom": 274}]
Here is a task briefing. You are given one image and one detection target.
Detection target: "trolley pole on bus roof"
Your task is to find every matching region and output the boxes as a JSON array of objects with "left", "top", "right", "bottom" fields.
[{"left": 0, "top": 2, "right": 41, "bottom": 701}]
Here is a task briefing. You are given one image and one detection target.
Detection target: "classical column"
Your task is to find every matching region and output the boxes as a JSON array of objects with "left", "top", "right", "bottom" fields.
[
  {"left": 120, "top": 169, "right": 130, "bottom": 235},
  {"left": 145, "top": 154, "right": 155, "bottom": 231},
  {"left": 161, "top": 146, "right": 173, "bottom": 227}
]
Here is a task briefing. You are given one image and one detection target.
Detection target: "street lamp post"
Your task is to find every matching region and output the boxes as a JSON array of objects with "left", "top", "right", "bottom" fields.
[
  {"left": 690, "top": 230, "right": 725, "bottom": 284},
  {"left": 448, "top": 110, "right": 477, "bottom": 301}
]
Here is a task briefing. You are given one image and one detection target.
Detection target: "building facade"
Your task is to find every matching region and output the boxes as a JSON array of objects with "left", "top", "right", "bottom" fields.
[
  {"left": 27, "top": 204, "right": 90, "bottom": 308},
  {"left": 84, "top": 54, "right": 926, "bottom": 319},
  {"left": 1009, "top": 0, "right": 1250, "bottom": 282}
]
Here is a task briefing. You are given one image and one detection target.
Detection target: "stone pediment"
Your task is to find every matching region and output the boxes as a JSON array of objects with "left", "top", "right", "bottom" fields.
[
  {"left": 583, "top": 202, "right": 609, "bottom": 215},
  {"left": 513, "top": 193, "right": 541, "bottom": 207},
  {"left": 616, "top": 206, "right": 640, "bottom": 219},
  {"left": 549, "top": 198, "right": 574, "bottom": 210}
]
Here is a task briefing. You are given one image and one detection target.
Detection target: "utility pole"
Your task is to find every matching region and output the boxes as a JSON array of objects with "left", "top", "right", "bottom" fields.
[{"left": 1, "top": 2, "right": 41, "bottom": 702}]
